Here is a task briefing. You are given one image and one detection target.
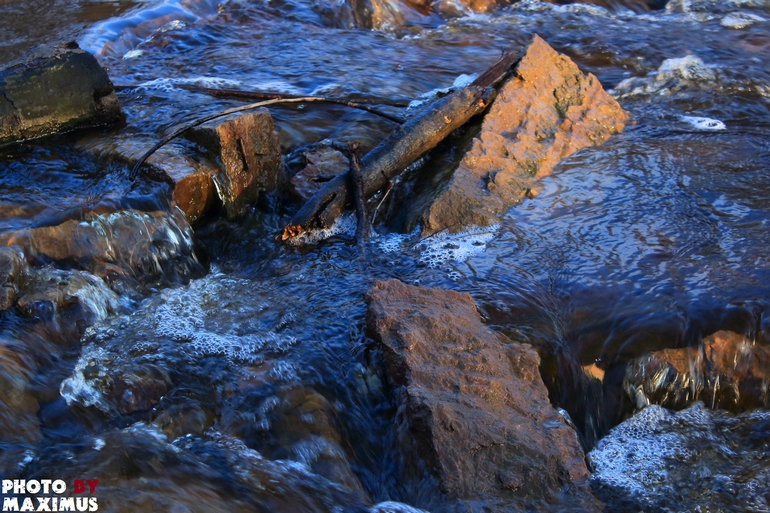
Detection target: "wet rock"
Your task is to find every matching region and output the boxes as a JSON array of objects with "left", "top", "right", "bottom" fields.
[
  {"left": 290, "top": 148, "right": 348, "bottom": 201},
  {"left": 0, "top": 246, "right": 27, "bottom": 310},
  {"left": 0, "top": 42, "right": 122, "bottom": 146},
  {"left": 222, "top": 385, "right": 368, "bottom": 499},
  {"left": 415, "top": 35, "right": 626, "bottom": 236},
  {"left": 187, "top": 108, "right": 282, "bottom": 219},
  {"left": 589, "top": 402, "right": 770, "bottom": 511},
  {"left": 15, "top": 268, "right": 120, "bottom": 323},
  {"left": 625, "top": 330, "right": 770, "bottom": 412},
  {"left": 22, "top": 423, "right": 370, "bottom": 513},
  {"left": 152, "top": 401, "right": 213, "bottom": 439},
  {"left": 365, "top": 279, "right": 600, "bottom": 512},
  {"left": 0, "top": 209, "right": 203, "bottom": 283},
  {"left": 0, "top": 342, "right": 41, "bottom": 444},
  {"left": 79, "top": 136, "right": 219, "bottom": 225}
]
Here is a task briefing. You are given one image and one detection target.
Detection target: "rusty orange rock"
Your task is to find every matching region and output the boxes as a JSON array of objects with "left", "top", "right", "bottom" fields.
[
  {"left": 625, "top": 330, "right": 770, "bottom": 412},
  {"left": 188, "top": 108, "right": 282, "bottom": 219},
  {"left": 419, "top": 35, "right": 627, "bottom": 235},
  {"left": 365, "top": 279, "right": 600, "bottom": 512}
]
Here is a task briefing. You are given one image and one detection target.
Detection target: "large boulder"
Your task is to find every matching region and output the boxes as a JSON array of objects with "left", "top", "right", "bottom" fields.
[
  {"left": 0, "top": 42, "right": 122, "bottom": 146},
  {"left": 365, "top": 279, "right": 600, "bottom": 512},
  {"left": 187, "top": 108, "right": 283, "bottom": 219},
  {"left": 414, "top": 35, "right": 626, "bottom": 236}
]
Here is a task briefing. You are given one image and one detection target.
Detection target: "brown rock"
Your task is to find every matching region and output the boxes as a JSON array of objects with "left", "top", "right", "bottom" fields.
[
  {"left": 188, "top": 109, "right": 282, "bottom": 219},
  {"left": 365, "top": 279, "right": 600, "bottom": 512},
  {"left": 0, "top": 342, "right": 41, "bottom": 444},
  {"left": 0, "top": 209, "right": 200, "bottom": 281},
  {"left": 0, "top": 43, "right": 122, "bottom": 146},
  {"left": 0, "top": 246, "right": 27, "bottom": 310},
  {"left": 290, "top": 148, "right": 348, "bottom": 201},
  {"left": 625, "top": 330, "right": 770, "bottom": 412},
  {"left": 418, "top": 35, "right": 626, "bottom": 236},
  {"left": 79, "top": 136, "right": 219, "bottom": 225}
]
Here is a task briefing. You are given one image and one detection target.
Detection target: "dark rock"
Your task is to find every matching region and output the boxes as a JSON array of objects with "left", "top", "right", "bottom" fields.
[
  {"left": 365, "top": 279, "right": 600, "bottom": 512},
  {"left": 187, "top": 108, "right": 282, "bottom": 219},
  {"left": 0, "top": 43, "right": 122, "bottom": 146},
  {"left": 290, "top": 148, "right": 348, "bottom": 201},
  {"left": 625, "top": 330, "right": 770, "bottom": 412},
  {"left": 415, "top": 35, "right": 626, "bottom": 236}
]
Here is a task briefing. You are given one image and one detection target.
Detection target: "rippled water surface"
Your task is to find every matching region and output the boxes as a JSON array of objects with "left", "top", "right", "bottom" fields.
[{"left": 2, "top": 0, "right": 770, "bottom": 510}]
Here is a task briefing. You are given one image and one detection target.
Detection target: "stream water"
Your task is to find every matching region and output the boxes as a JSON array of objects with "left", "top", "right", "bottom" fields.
[{"left": 1, "top": 0, "right": 770, "bottom": 511}]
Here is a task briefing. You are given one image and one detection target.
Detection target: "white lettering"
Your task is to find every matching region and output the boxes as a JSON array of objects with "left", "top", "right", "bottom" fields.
[
  {"left": 51, "top": 481, "right": 66, "bottom": 495},
  {"left": 25, "top": 481, "right": 40, "bottom": 495},
  {"left": 58, "top": 498, "right": 74, "bottom": 512},
  {"left": 40, "top": 481, "right": 52, "bottom": 495},
  {"left": 75, "top": 498, "right": 88, "bottom": 512},
  {"left": 2, "top": 480, "right": 12, "bottom": 494},
  {"left": 2, "top": 497, "right": 19, "bottom": 511},
  {"left": 13, "top": 481, "right": 25, "bottom": 495},
  {"left": 36, "top": 498, "right": 51, "bottom": 512},
  {"left": 19, "top": 498, "right": 34, "bottom": 512},
  {"left": 87, "top": 498, "right": 97, "bottom": 512}
]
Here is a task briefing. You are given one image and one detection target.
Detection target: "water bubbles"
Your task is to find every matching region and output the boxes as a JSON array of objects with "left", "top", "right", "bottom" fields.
[
  {"left": 417, "top": 226, "right": 499, "bottom": 268},
  {"left": 286, "top": 213, "right": 357, "bottom": 246},
  {"left": 681, "top": 115, "right": 726, "bottom": 131},
  {"left": 720, "top": 12, "right": 766, "bottom": 28}
]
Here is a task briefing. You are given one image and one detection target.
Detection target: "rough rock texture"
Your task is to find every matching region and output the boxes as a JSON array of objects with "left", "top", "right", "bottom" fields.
[
  {"left": 80, "top": 136, "right": 219, "bottom": 224},
  {"left": 0, "top": 42, "right": 122, "bottom": 146},
  {"left": 0, "top": 209, "right": 202, "bottom": 282},
  {"left": 290, "top": 148, "right": 348, "bottom": 201},
  {"left": 187, "top": 108, "right": 282, "bottom": 219},
  {"left": 418, "top": 35, "right": 626, "bottom": 236},
  {"left": 365, "top": 279, "right": 600, "bottom": 512},
  {"left": 625, "top": 330, "right": 770, "bottom": 412}
]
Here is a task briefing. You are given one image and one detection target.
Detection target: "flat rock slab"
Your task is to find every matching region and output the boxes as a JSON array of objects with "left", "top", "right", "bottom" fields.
[
  {"left": 187, "top": 108, "right": 282, "bottom": 219},
  {"left": 365, "top": 279, "right": 600, "bottom": 512},
  {"left": 0, "top": 43, "right": 122, "bottom": 146},
  {"left": 419, "top": 35, "right": 627, "bottom": 236},
  {"left": 290, "top": 147, "right": 348, "bottom": 201}
]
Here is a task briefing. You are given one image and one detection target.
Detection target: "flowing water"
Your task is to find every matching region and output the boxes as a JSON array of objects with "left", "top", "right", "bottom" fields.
[{"left": 1, "top": 0, "right": 770, "bottom": 511}]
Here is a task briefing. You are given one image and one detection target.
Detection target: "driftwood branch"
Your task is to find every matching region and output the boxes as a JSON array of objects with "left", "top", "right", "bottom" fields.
[{"left": 279, "top": 49, "right": 521, "bottom": 241}]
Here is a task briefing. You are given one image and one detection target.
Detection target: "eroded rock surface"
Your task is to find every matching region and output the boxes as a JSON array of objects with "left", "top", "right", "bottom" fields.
[
  {"left": 365, "top": 279, "right": 599, "bottom": 512},
  {"left": 0, "top": 43, "right": 122, "bottom": 146},
  {"left": 417, "top": 35, "right": 626, "bottom": 236},
  {"left": 290, "top": 148, "right": 348, "bottom": 201},
  {"left": 187, "top": 108, "right": 282, "bottom": 219},
  {"left": 625, "top": 330, "right": 770, "bottom": 412}
]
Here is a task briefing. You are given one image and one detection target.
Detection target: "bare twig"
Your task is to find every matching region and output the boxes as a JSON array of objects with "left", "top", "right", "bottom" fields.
[{"left": 129, "top": 96, "right": 403, "bottom": 181}]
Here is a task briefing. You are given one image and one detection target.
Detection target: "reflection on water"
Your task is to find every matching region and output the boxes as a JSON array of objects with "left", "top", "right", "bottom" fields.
[{"left": 2, "top": 0, "right": 770, "bottom": 509}]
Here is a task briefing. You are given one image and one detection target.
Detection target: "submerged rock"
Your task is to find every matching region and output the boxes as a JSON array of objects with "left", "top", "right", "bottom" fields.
[
  {"left": 414, "top": 35, "right": 626, "bottom": 236},
  {"left": 589, "top": 403, "right": 770, "bottom": 512},
  {"left": 0, "top": 42, "right": 122, "bottom": 146},
  {"left": 0, "top": 246, "right": 28, "bottom": 310},
  {"left": 365, "top": 279, "right": 600, "bottom": 512},
  {"left": 0, "top": 342, "right": 40, "bottom": 444},
  {"left": 290, "top": 148, "right": 349, "bottom": 201},
  {"left": 625, "top": 330, "right": 770, "bottom": 412},
  {"left": 187, "top": 108, "right": 283, "bottom": 219},
  {"left": 0, "top": 209, "right": 203, "bottom": 285}
]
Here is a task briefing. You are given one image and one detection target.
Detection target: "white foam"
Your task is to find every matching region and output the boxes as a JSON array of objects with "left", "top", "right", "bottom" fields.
[
  {"left": 406, "top": 74, "right": 479, "bottom": 116},
  {"left": 369, "top": 502, "right": 432, "bottom": 513},
  {"left": 417, "top": 225, "right": 499, "bottom": 268},
  {"left": 59, "top": 345, "right": 111, "bottom": 412},
  {"left": 137, "top": 76, "right": 243, "bottom": 92},
  {"left": 721, "top": 11, "right": 766, "bottom": 28},
  {"left": 681, "top": 115, "right": 726, "bottom": 130}
]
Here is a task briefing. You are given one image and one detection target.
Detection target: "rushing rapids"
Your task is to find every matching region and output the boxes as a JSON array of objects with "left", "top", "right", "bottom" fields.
[{"left": 1, "top": 0, "right": 770, "bottom": 511}]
